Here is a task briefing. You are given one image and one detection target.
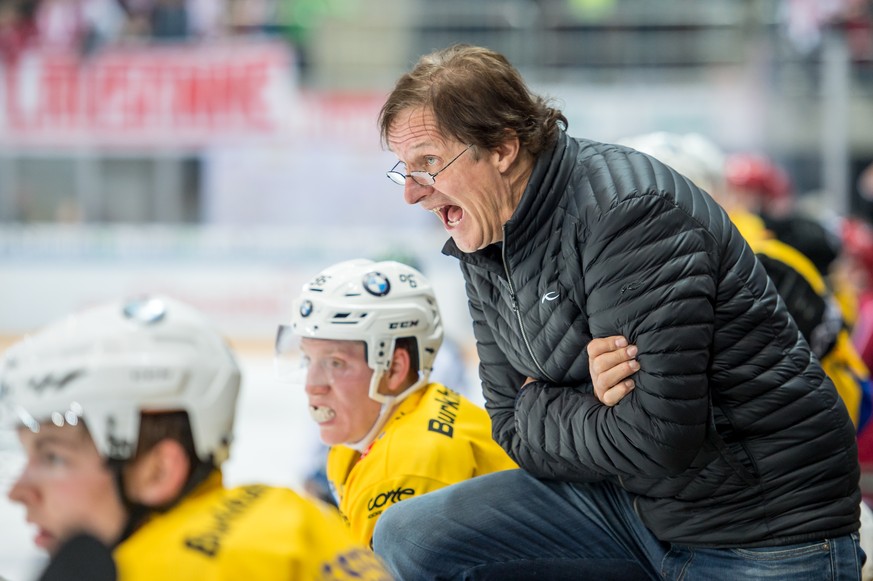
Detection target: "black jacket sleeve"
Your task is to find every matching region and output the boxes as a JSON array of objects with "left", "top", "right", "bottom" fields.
[
  {"left": 464, "top": 273, "right": 609, "bottom": 481},
  {"left": 509, "top": 192, "right": 720, "bottom": 480}
]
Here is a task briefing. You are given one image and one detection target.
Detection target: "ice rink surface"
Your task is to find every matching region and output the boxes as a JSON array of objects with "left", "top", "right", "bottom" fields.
[{"left": 0, "top": 352, "right": 322, "bottom": 581}]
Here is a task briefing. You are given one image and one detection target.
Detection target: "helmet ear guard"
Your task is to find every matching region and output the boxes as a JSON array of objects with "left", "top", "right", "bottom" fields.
[
  {"left": 0, "top": 296, "right": 241, "bottom": 466},
  {"left": 364, "top": 336, "right": 425, "bottom": 406}
]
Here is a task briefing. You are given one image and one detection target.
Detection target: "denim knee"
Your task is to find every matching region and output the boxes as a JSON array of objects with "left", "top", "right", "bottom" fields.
[{"left": 373, "top": 495, "right": 419, "bottom": 553}]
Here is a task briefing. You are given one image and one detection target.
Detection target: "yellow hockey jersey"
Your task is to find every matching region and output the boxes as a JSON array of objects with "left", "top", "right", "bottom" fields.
[
  {"left": 326, "top": 382, "right": 518, "bottom": 546},
  {"left": 114, "top": 471, "right": 391, "bottom": 581}
]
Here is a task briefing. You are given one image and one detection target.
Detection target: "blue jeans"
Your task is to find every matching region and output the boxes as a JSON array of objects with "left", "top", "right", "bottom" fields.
[{"left": 372, "top": 469, "right": 863, "bottom": 580}]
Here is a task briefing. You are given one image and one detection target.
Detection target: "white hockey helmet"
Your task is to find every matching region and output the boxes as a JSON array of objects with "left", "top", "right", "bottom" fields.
[
  {"left": 0, "top": 296, "right": 241, "bottom": 465},
  {"left": 278, "top": 259, "right": 443, "bottom": 405},
  {"left": 617, "top": 131, "right": 726, "bottom": 196}
]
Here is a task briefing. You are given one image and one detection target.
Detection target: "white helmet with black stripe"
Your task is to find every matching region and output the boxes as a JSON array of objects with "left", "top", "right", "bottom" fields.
[{"left": 0, "top": 296, "right": 241, "bottom": 465}]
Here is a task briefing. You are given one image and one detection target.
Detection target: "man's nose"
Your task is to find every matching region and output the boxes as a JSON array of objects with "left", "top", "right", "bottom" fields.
[
  {"left": 403, "top": 180, "right": 431, "bottom": 205},
  {"left": 305, "top": 381, "right": 329, "bottom": 396},
  {"left": 304, "top": 364, "right": 330, "bottom": 392}
]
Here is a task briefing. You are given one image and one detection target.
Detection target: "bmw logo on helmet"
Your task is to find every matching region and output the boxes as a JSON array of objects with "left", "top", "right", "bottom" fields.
[
  {"left": 363, "top": 271, "right": 391, "bottom": 297},
  {"left": 299, "top": 299, "right": 314, "bottom": 318},
  {"left": 122, "top": 297, "right": 166, "bottom": 325}
]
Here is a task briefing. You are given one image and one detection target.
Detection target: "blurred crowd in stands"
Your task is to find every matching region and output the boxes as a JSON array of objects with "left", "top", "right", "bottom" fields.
[
  {"left": 0, "top": 0, "right": 345, "bottom": 64},
  {"left": 2, "top": 0, "right": 872, "bottom": 66}
]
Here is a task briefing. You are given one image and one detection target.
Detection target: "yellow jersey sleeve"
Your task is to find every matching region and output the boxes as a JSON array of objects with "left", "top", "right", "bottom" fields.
[
  {"left": 821, "top": 330, "right": 871, "bottom": 429},
  {"left": 114, "top": 472, "right": 392, "bottom": 581}
]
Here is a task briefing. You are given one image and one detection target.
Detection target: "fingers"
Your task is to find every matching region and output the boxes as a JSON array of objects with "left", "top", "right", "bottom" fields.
[
  {"left": 593, "top": 355, "right": 639, "bottom": 391},
  {"left": 588, "top": 336, "right": 639, "bottom": 381},
  {"left": 599, "top": 380, "right": 635, "bottom": 407},
  {"left": 587, "top": 335, "right": 628, "bottom": 359},
  {"left": 588, "top": 335, "right": 639, "bottom": 406},
  {"left": 593, "top": 361, "right": 639, "bottom": 406}
]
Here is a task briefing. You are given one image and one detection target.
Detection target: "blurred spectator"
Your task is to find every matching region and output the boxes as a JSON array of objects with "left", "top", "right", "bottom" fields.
[
  {"left": 843, "top": 215, "right": 873, "bottom": 510},
  {"left": 273, "top": 0, "right": 338, "bottom": 76},
  {"left": 841, "top": 0, "right": 873, "bottom": 64},
  {"left": 0, "top": 0, "right": 38, "bottom": 62},
  {"left": 226, "top": 0, "right": 272, "bottom": 34},
  {"left": 150, "top": 0, "right": 188, "bottom": 38},
  {"left": 0, "top": 0, "right": 348, "bottom": 58},
  {"left": 724, "top": 152, "right": 794, "bottom": 220},
  {"left": 765, "top": 212, "right": 843, "bottom": 282},
  {"left": 5, "top": 0, "right": 127, "bottom": 55},
  {"left": 780, "top": 0, "right": 871, "bottom": 59},
  {"left": 33, "top": 0, "right": 86, "bottom": 51},
  {"left": 81, "top": 0, "right": 125, "bottom": 51},
  {"left": 842, "top": 216, "right": 873, "bottom": 364},
  {"left": 186, "top": 0, "right": 222, "bottom": 38},
  {"left": 860, "top": 160, "right": 873, "bottom": 202}
]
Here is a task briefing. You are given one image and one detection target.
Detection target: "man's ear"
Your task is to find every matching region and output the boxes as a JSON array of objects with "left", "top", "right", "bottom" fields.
[
  {"left": 124, "top": 439, "right": 190, "bottom": 507},
  {"left": 380, "top": 347, "right": 413, "bottom": 396},
  {"left": 492, "top": 130, "right": 521, "bottom": 173}
]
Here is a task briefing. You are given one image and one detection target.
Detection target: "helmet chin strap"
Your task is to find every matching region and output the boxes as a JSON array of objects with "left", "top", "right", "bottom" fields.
[
  {"left": 345, "top": 366, "right": 431, "bottom": 453},
  {"left": 345, "top": 401, "right": 393, "bottom": 453}
]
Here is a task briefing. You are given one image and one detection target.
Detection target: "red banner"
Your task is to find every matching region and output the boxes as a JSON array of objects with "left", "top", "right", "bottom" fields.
[{"left": 0, "top": 41, "right": 297, "bottom": 147}]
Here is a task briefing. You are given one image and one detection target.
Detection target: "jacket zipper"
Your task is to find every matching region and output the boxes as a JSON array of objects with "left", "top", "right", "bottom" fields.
[{"left": 501, "top": 226, "right": 558, "bottom": 383}]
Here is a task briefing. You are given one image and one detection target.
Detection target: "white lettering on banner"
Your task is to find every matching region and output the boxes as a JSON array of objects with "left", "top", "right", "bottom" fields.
[{"left": 0, "top": 42, "right": 295, "bottom": 145}]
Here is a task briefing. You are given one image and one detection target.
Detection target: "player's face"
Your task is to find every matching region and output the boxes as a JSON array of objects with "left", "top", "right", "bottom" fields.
[
  {"left": 8, "top": 423, "right": 127, "bottom": 555},
  {"left": 387, "top": 106, "right": 515, "bottom": 253},
  {"left": 300, "top": 338, "right": 383, "bottom": 446}
]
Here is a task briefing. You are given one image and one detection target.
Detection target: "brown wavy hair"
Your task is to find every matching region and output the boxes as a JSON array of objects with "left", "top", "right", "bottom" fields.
[{"left": 379, "top": 44, "right": 567, "bottom": 156}]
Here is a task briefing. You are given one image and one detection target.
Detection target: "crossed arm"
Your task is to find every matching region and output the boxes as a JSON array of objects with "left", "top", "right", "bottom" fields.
[{"left": 522, "top": 335, "right": 637, "bottom": 406}]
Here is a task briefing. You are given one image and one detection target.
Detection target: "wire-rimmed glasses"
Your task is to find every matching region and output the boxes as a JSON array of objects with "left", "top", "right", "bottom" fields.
[{"left": 386, "top": 144, "right": 473, "bottom": 187}]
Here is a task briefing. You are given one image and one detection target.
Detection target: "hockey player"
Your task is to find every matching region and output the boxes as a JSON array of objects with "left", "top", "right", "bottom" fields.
[
  {"left": 2, "top": 295, "right": 391, "bottom": 580},
  {"left": 277, "top": 259, "right": 517, "bottom": 546}
]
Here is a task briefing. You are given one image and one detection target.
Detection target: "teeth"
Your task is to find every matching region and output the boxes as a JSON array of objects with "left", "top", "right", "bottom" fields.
[
  {"left": 433, "top": 206, "right": 461, "bottom": 227},
  {"left": 309, "top": 405, "right": 336, "bottom": 424}
]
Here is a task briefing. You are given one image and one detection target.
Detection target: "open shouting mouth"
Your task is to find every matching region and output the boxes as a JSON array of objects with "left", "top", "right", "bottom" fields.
[{"left": 434, "top": 205, "right": 463, "bottom": 228}]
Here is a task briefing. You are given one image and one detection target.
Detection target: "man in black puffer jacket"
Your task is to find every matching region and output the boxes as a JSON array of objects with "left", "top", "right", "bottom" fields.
[{"left": 372, "top": 43, "right": 863, "bottom": 580}]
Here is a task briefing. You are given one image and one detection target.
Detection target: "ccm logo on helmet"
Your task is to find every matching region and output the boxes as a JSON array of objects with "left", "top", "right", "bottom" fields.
[{"left": 388, "top": 320, "right": 419, "bottom": 329}]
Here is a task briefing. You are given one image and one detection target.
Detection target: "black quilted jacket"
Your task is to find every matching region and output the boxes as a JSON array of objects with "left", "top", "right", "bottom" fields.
[{"left": 443, "top": 130, "right": 860, "bottom": 547}]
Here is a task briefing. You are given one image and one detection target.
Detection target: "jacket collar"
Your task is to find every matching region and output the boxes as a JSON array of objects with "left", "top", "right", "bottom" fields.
[{"left": 442, "top": 129, "right": 576, "bottom": 271}]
